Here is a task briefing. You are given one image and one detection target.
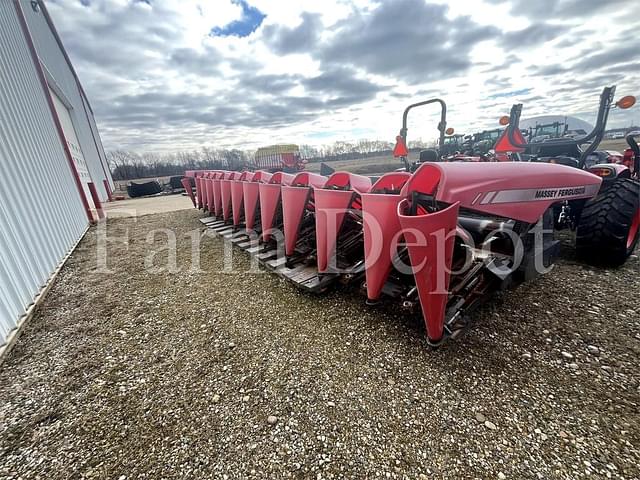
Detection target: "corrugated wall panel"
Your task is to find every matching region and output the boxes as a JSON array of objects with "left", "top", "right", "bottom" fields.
[
  {"left": 82, "top": 91, "right": 114, "bottom": 192},
  {"left": 0, "top": 1, "right": 89, "bottom": 346},
  {"left": 21, "top": 0, "right": 112, "bottom": 202}
]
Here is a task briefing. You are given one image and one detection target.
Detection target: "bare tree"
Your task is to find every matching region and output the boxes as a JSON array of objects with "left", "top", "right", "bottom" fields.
[{"left": 106, "top": 137, "right": 404, "bottom": 180}]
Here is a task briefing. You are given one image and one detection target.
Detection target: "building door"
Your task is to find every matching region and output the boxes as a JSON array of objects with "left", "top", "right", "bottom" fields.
[{"left": 49, "top": 88, "right": 92, "bottom": 203}]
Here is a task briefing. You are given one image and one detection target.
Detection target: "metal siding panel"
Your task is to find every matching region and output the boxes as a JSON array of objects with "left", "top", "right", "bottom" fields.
[
  {"left": 82, "top": 92, "right": 114, "bottom": 191},
  {"left": 0, "top": 1, "right": 89, "bottom": 347},
  {"left": 21, "top": 0, "right": 112, "bottom": 202}
]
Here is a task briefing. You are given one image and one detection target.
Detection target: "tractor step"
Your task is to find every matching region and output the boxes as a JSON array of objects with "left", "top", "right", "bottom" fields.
[
  {"left": 278, "top": 265, "right": 338, "bottom": 293},
  {"left": 237, "top": 239, "right": 259, "bottom": 249},
  {"left": 255, "top": 249, "right": 278, "bottom": 261},
  {"left": 230, "top": 234, "right": 250, "bottom": 244},
  {"left": 265, "top": 257, "right": 287, "bottom": 270},
  {"left": 210, "top": 224, "right": 232, "bottom": 233},
  {"left": 199, "top": 216, "right": 218, "bottom": 225},
  {"left": 247, "top": 245, "right": 268, "bottom": 255}
]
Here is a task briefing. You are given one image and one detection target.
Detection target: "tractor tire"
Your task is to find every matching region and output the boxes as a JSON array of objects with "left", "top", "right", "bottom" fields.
[{"left": 576, "top": 178, "right": 640, "bottom": 267}]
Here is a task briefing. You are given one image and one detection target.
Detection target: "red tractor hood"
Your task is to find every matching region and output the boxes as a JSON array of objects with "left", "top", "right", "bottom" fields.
[{"left": 406, "top": 162, "right": 602, "bottom": 223}]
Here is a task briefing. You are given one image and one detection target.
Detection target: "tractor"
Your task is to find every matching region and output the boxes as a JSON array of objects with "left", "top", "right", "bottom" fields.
[
  {"left": 503, "top": 86, "right": 639, "bottom": 266},
  {"left": 524, "top": 120, "right": 567, "bottom": 144},
  {"left": 440, "top": 133, "right": 466, "bottom": 157},
  {"left": 464, "top": 129, "right": 503, "bottom": 156}
]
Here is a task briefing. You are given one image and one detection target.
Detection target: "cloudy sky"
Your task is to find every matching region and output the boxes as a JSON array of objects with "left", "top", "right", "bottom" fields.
[{"left": 47, "top": 0, "right": 640, "bottom": 153}]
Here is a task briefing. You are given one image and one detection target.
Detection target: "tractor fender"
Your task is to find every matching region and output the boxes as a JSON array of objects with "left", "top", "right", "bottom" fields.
[{"left": 587, "top": 163, "right": 631, "bottom": 182}]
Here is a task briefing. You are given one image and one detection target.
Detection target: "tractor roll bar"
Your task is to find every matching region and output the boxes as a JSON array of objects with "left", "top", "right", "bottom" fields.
[
  {"left": 506, "top": 86, "right": 617, "bottom": 168},
  {"left": 400, "top": 98, "right": 447, "bottom": 152},
  {"left": 627, "top": 132, "right": 640, "bottom": 175}
]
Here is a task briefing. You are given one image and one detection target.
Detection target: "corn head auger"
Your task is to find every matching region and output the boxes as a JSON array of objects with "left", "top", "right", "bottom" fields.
[{"left": 185, "top": 117, "right": 609, "bottom": 344}]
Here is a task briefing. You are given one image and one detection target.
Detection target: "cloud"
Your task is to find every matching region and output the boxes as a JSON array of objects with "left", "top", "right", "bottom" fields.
[
  {"left": 502, "top": 23, "right": 562, "bottom": 48},
  {"left": 570, "top": 42, "right": 640, "bottom": 72},
  {"left": 44, "top": 0, "right": 640, "bottom": 152},
  {"left": 486, "top": 0, "right": 632, "bottom": 19},
  {"left": 533, "top": 39, "right": 640, "bottom": 78},
  {"left": 262, "top": 12, "right": 322, "bottom": 55},
  {"left": 301, "top": 67, "right": 387, "bottom": 100},
  {"left": 485, "top": 76, "right": 513, "bottom": 89},
  {"left": 234, "top": 74, "right": 301, "bottom": 94},
  {"left": 315, "top": 0, "right": 499, "bottom": 84},
  {"left": 488, "top": 88, "right": 532, "bottom": 99},
  {"left": 170, "top": 46, "right": 221, "bottom": 76}
]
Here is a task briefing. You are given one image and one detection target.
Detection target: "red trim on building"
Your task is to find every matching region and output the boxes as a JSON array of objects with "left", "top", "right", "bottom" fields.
[
  {"left": 13, "top": 0, "right": 94, "bottom": 224},
  {"left": 37, "top": 0, "right": 96, "bottom": 115},
  {"left": 39, "top": 0, "right": 113, "bottom": 196}
]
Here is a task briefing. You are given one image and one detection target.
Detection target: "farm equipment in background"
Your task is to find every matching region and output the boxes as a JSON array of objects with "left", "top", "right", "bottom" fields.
[
  {"left": 184, "top": 89, "right": 638, "bottom": 345},
  {"left": 463, "top": 129, "right": 503, "bottom": 156},
  {"left": 524, "top": 120, "right": 568, "bottom": 144},
  {"left": 503, "top": 86, "right": 639, "bottom": 265},
  {"left": 253, "top": 144, "right": 306, "bottom": 173},
  {"left": 439, "top": 133, "right": 466, "bottom": 157},
  {"left": 624, "top": 131, "right": 640, "bottom": 175},
  {"left": 391, "top": 99, "right": 500, "bottom": 165},
  {"left": 126, "top": 180, "right": 162, "bottom": 198}
]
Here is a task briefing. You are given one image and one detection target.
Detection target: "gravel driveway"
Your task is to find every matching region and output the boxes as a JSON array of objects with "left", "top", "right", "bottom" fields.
[{"left": 1, "top": 209, "right": 638, "bottom": 479}]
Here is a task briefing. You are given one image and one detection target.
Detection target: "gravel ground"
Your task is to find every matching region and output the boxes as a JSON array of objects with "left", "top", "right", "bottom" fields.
[{"left": 0, "top": 209, "right": 638, "bottom": 479}]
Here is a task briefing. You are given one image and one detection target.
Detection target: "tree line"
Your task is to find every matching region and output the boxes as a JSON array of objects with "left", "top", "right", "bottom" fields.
[{"left": 107, "top": 139, "right": 433, "bottom": 181}]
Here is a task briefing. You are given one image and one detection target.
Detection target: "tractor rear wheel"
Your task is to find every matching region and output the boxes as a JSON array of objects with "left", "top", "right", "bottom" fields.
[{"left": 576, "top": 178, "right": 640, "bottom": 266}]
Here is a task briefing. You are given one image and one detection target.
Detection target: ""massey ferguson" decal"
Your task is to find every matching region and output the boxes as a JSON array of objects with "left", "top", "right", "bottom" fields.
[
  {"left": 534, "top": 186, "right": 586, "bottom": 199},
  {"left": 477, "top": 184, "right": 599, "bottom": 205}
]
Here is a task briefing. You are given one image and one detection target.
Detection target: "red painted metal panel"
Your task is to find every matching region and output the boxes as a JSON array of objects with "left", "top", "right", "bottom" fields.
[
  {"left": 361, "top": 193, "right": 404, "bottom": 301},
  {"left": 397, "top": 200, "right": 460, "bottom": 342},
  {"left": 182, "top": 178, "right": 196, "bottom": 207},
  {"left": 314, "top": 189, "right": 354, "bottom": 272}
]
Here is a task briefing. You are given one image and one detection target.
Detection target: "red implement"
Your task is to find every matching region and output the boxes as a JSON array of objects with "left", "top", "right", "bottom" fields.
[
  {"left": 314, "top": 172, "right": 372, "bottom": 272},
  {"left": 195, "top": 175, "right": 203, "bottom": 209},
  {"left": 182, "top": 178, "right": 196, "bottom": 207},
  {"left": 360, "top": 172, "right": 411, "bottom": 300},
  {"left": 243, "top": 171, "right": 272, "bottom": 231},
  {"left": 259, "top": 172, "right": 295, "bottom": 241},
  {"left": 281, "top": 172, "right": 328, "bottom": 256},
  {"left": 398, "top": 200, "right": 460, "bottom": 342},
  {"left": 220, "top": 172, "right": 239, "bottom": 222},
  {"left": 231, "top": 171, "right": 255, "bottom": 226}
]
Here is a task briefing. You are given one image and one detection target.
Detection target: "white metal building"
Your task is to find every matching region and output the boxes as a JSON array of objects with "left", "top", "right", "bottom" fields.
[{"left": 0, "top": 0, "right": 113, "bottom": 351}]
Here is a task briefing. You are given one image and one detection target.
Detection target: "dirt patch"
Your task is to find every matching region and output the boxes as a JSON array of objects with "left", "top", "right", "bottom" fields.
[
  {"left": 0, "top": 210, "right": 638, "bottom": 479},
  {"left": 104, "top": 194, "right": 194, "bottom": 217},
  {"left": 306, "top": 155, "right": 401, "bottom": 176}
]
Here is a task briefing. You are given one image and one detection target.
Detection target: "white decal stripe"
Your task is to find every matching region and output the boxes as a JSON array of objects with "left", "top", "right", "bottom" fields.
[
  {"left": 480, "top": 191, "right": 497, "bottom": 205},
  {"left": 488, "top": 184, "right": 600, "bottom": 204}
]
